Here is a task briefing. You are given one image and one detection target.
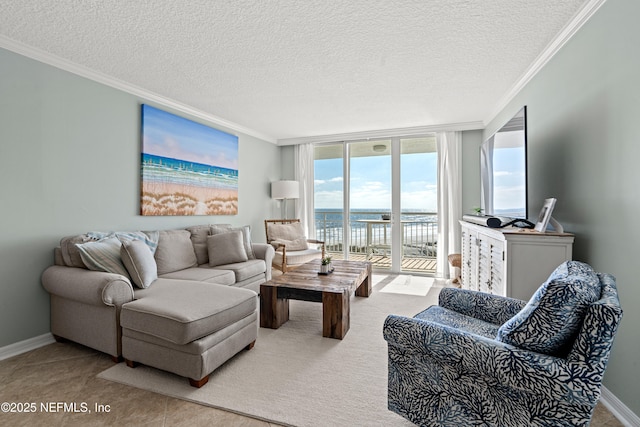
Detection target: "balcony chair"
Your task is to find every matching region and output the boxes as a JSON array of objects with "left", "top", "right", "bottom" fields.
[
  {"left": 264, "top": 219, "right": 325, "bottom": 273},
  {"left": 383, "top": 261, "right": 623, "bottom": 427}
]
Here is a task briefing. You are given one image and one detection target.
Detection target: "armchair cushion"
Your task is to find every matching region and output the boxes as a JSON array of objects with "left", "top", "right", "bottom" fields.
[
  {"left": 266, "top": 222, "right": 306, "bottom": 243},
  {"left": 273, "top": 248, "right": 322, "bottom": 267},
  {"left": 497, "top": 260, "right": 602, "bottom": 356},
  {"left": 414, "top": 306, "right": 500, "bottom": 338}
]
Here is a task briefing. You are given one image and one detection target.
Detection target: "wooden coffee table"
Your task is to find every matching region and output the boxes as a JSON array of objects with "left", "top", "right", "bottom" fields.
[{"left": 260, "top": 259, "right": 372, "bottom": 339}]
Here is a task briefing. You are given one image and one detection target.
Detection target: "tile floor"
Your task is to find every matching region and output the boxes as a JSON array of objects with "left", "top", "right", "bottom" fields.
[{"left": 0, "top": 339, "right": 625, "bottom": 426}]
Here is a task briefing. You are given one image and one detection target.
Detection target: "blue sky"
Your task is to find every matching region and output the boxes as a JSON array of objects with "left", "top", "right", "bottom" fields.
[
  {"left": 141, "top": 104, "right": 239, "bottom": 170},
  {"left": 315, "top": 145, "right": 525, "bottom": 212},
  {"left": 314, "top": 152, "right": 438, "bottom": 211}
]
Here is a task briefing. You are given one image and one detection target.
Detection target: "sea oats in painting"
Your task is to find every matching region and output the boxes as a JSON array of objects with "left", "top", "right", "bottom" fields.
[{"left": 141, "top": 105, "right": 238, "bottom": 216}]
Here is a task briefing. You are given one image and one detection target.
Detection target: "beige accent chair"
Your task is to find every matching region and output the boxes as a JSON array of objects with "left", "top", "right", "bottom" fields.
[{"left": 264, "top": 219, "right": 325, "bottom": 273}]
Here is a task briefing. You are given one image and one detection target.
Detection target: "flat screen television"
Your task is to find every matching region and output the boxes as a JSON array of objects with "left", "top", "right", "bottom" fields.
[{"left": 480, "top": 106, "right": 528, "bottom": 220}]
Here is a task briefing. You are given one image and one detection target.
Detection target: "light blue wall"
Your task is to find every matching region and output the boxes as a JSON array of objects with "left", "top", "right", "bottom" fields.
[
  {"left": 0, "top": 47, "right": 281, "bottom": 347},
  {"left": 461, "top": 130, "right": 482, "bottom": 215},
  {"left": 483, "top": 0, "right": 640, "bottom": 415}
]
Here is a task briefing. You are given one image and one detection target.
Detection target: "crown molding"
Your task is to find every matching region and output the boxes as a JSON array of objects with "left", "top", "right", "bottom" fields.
[
  {"left": 277, "top": 121, "right": 484, "bottom": 146},
  {"left": 485, "top": 0, "right": 608, "bottom": 126},
  {"left": 0, "top": 36, "right": 278, "bottom": 144}
]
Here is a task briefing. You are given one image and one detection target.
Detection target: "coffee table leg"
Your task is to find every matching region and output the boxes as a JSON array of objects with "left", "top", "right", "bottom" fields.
[
  {"left": 322, "top": 290, "right": 349, "bottom": 339},
  {"left": 260, "top": 284, "right": 289, "bottom": 329},
  {"left": 355, "top": 263, "right": 372, "bottom": 297}
]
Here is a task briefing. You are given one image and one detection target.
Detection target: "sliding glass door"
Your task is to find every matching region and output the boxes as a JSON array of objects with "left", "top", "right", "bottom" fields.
[
  {"left": 314, "top": 135, "right": 437, "bottom": 274},
  {"left": 349, "top": 139, "right": 392, "bottom": 270}
]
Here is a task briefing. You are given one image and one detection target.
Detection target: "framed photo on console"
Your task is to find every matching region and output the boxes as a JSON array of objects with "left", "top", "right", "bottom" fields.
[{"left": 534, "top": 198, "right": 557, "bottom": 232}]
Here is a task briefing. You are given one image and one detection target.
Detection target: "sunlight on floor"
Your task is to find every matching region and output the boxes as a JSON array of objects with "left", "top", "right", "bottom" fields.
[{"left": 374, "top": 273, "right": 435, "bottom": 296}]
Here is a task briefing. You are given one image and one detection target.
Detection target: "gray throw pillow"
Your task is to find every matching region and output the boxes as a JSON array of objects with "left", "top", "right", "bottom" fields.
[
  {"left": 207, "top": 231, "right": 249, "bottom": 267},
  {"left": 154, "top": 230, "right": 198, "bottom": 275},
  {"left": 121, "top": 239, "right": 158, "bottom": 288},
  {"left": 211, "top": 224, "right": 255, "bottom": 259}
]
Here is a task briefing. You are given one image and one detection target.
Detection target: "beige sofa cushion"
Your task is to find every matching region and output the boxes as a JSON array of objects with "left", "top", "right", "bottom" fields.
[
  {"left": 121, "top": 239, "right": 157, "bottom": 289},
  {"left": 213, "top": 259, "right": 266, "bottom": 282},
  {"left": 159, "top": 267, "right": 236, "bottom": 285},
  {"left": 208, "top": 231, "right": 248, "bottom": 267},
  {"left": 186, "top": 225, "right": 212, "bottom": 265},
  {"left": 122, "top": 279, "right": 257, "bottom": 345},
  {"left": 154, "top": 230, "right": 198, "bottom": 275}
]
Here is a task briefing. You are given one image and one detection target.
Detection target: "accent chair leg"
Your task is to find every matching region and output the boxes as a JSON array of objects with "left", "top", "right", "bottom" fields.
[
  {"left": 110, "top": 355, "right": 123, "bottom": 363},
  {"left": 245, "top": 340, "right": 256, "bottom": 351}
]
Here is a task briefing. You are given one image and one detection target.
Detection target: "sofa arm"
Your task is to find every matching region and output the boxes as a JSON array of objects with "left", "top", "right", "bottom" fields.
[
  {"left": 42, "top": 266, "right": 134, "bottom": 307},
  {"left": 383, "top": 314, "right": 600, "bottom": 406},
  {"left": 252, "top": 243, "right": 275, "bottom": 281},
  {"left": 438, "top": 287, "right": 526, "bottom": 325}
]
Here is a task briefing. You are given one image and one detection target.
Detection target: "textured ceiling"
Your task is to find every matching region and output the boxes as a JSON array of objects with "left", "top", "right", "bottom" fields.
[{"left": 0, "top": 0, "right": 590, "bottom": 142}]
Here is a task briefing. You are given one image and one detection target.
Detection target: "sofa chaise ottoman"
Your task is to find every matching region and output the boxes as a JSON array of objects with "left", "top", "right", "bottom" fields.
[{"left": 121, "top": 278, "right": 257, "bottom": 387}]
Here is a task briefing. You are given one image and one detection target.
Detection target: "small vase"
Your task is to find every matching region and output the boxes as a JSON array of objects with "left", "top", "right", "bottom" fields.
[{"left": 320, "top": 264, "right": 330, "bottom": 273}]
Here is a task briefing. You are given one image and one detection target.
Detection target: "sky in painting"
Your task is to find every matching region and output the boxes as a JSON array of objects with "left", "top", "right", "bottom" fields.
[{"left": 141, "top": 105, "right": 239, "bottom": 170}]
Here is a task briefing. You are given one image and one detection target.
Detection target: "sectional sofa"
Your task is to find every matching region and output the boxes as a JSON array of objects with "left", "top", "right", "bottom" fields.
[{"left": 41, "top": 224, "right": 275, "bottom": 387}]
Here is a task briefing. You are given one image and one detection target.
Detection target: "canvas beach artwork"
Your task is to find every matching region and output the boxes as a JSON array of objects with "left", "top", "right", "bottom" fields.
[{"left": 141, "top": 105, "right": 239, "bottom": 216}]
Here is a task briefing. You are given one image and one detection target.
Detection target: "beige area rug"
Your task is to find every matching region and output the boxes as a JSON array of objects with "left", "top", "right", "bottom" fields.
[{"left": 98, "top": 275, "right": 440, "bottom": 427}]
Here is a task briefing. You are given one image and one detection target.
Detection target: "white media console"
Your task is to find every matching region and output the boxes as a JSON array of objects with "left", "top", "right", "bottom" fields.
[{"left": 460, "top": 220, "right": 574, "bottom": 300}]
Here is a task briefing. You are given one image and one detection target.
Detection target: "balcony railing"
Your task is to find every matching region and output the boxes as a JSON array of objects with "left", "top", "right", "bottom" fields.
[{"left": 314, "top": 210, "right": 438, "bottom": 272}]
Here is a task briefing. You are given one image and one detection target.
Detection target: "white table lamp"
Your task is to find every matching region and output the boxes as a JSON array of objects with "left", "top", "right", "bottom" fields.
[{"left": 271, "top": 180, "right": 299, "bottom": 219}]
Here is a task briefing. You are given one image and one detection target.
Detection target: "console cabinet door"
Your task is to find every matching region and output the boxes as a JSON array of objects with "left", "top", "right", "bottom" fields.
[
  {"left": 477, "top": 234, "right": 504, "bottom": 295},
  {"left": 460, "top": 226, "right": 476, "bottom": 291}
]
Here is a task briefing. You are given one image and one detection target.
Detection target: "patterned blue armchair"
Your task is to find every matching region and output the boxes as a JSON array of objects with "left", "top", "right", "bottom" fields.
[{"left": 383, "top": 261, "right": 623, "bottom": 427}]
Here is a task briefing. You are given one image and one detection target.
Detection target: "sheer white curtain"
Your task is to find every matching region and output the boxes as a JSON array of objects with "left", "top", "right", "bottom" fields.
[
  {"left": 294, "top": 143, "right": 316, "bottom": 238},
  {"left": 436, "top": 131, "right": 462, "bottom": 279},
  {"left": 480, "top": 136, "right": 494, "bottom": 215}
]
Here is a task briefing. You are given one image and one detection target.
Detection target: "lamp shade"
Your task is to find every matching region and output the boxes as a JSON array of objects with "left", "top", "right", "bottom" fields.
[{"left": 271, "top": 180, "right": 299, "bottom": 199}]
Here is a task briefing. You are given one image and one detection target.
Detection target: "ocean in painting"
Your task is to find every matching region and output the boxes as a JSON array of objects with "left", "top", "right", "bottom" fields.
[{"left": 142, "top": 153, "right": 238, "bottom": 189}]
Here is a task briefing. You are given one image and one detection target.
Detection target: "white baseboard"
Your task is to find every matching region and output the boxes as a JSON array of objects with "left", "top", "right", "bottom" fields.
[
  {"left": 601, "top": 386, "right": 640, "bottom": 427},
  {"left": 0, "top": 333, "right": 55, "bottom": 361}
]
